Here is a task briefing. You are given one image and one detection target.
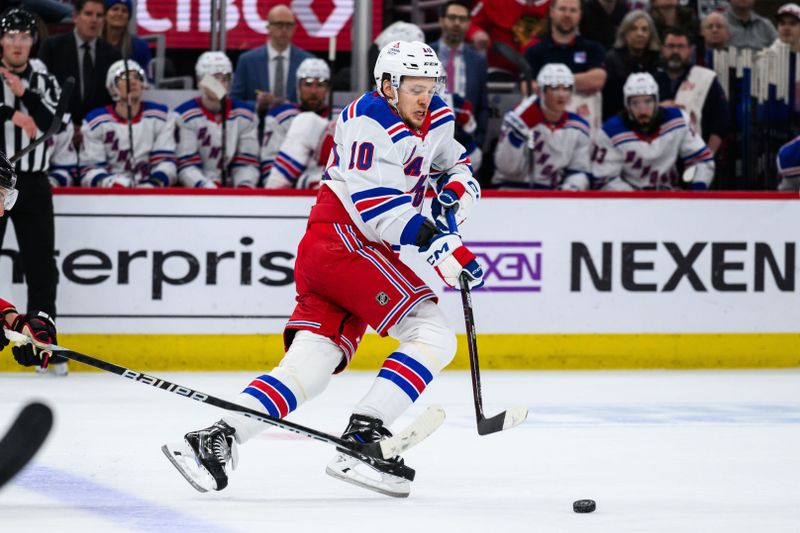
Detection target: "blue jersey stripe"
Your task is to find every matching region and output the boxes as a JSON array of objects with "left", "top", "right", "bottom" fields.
[
  {"left": 360, "top": 195, "right": 411, "bottom": 222},
  {"left": 351, "top": 187, "right": 404, "bottom": 202}
]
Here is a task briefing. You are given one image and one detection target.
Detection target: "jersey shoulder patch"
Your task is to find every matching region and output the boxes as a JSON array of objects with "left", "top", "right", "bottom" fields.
[
  {"left": 85, "top": 105, "right": 115, "bottom": 130},
  {"left": 142, "top": 101, "right": 169, "bottom": 122},
  {"left": 564, "top": 112, "right": 590, "bottom": 136},
  {"left": 175, "top": 98, "right": 204, "bottom": 124},
  {"left": 269, "top": 102, "right": 300, "bottom": 124}
]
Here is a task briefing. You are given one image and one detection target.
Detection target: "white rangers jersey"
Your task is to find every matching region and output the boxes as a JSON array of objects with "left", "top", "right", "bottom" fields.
[
  {"left": 79, "top": 102, "right": 177, "bottom": 187},
  {"left": 592, "top": 107, "right": 715, "bottom": 190},
  {"left": 323, "top": 91, "right": 475, "bottom": 247},
  {"left": 264, "top": 107, "right": 340, "bottom": 189},
  {"left": 259, "top": 102, "right": 300, "bottom": 183},
  {"left": 776, "top": 135, "right": 800, "bottom": 191},
  {"left": 492, "top": 95, "right": 591, "bottom": 190},
  {"left": 48, "top": 119, "right": 77, "bottom": 187},
  {"left": 174, "top": 97, "right": 259, "bottom": 188}
]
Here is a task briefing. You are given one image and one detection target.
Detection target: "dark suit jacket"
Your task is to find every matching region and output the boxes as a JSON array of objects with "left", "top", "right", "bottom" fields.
[
  {"left": 431, "top": 40, "right": 489, "bottom": 145},
  {"left": 38, "top": 32, "right": 122, "bottom": 124},
  {"left": 230, "top": 44, "right": 314, "bottom": 107}
]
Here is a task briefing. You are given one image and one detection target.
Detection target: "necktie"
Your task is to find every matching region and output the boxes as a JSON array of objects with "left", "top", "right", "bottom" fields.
[
  {"left": 81, "top": 42, "right": 94, "bottom": 101},
  {"left": 274, "top": 55, "right": 285, "bottom": 100},
  {"left": 446, "top": 49, "right": 456, "bottom": 94}
]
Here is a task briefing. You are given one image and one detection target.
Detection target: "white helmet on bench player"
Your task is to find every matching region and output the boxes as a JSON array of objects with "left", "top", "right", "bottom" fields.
[
  {"left": 536, "top": 63, "right": 574, "bottom": 91},
  {"left": 106, "top": 59, "right": 146, "bottom": 101},
  {"left": 373, "top": 40, "right": 443, "bottom": 106},
  {"left": 296, "top": 58, "right": 330, "bottom": 82},
  {"left": 623, "top": 72, "right": 659, "bottom": 110},
  {"left": 195, "top": 51, "right": 233, "bottom": 79}
]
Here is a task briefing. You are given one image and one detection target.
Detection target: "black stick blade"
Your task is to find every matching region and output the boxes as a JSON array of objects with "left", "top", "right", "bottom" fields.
[
  {"left": 477, "top": 406, "right": 528, "bottom": 436},
  {"left": 0, "top": 402, "right": 54, "bottom": 488}
]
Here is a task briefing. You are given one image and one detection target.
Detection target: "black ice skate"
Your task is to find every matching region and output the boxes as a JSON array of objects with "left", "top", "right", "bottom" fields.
[
  {"left": 326, "top": 414, "right": 412, "bottom": 498},
  {"left": 161, "top": 420, "right": 239, "bottom": 493}
]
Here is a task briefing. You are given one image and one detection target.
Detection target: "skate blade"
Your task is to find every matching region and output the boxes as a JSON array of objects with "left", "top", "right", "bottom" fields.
[
  {"left": 325, "top": 455, "right": 410, "bottom": 498},
  {"left": 161, "top": 442, "right": 215, "bottom": 493}
]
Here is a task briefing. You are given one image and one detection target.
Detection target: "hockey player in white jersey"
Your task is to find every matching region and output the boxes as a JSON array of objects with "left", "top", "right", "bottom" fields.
[
  {"left": 175, "top": 52, "right": 259, "bottom": 188},
  {"left": 163, "top": 41, "right": 483, "bottom": 498},
  {"left": 263, "top": 58, "right": 338, "bottom": 189},
  {"left": 493, "top": 63, "right": 591, "bottom": 190},
  {"left": 79, "top": 60, "right": 176, "bottom": 187},
  {"left": 776, "top": 135, "right": 800, "bottom": 191},
  {"left": 592, "top": 72, "right": 715, "bottom": 191},
  {"left": 259, "top": 58, "right": 337, "bottom": 185},
  {"left": 47, "top": 117, "right": 77, "bottom": 187}
]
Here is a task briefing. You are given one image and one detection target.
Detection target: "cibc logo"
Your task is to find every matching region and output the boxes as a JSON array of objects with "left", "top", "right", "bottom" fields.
[{"left": 451, "top": 241, "right": 542, "bottom": 292}]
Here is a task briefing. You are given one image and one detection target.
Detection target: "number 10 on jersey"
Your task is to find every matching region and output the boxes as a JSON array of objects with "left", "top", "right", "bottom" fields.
[{"left": 348, "top": 142, "right": 375, "bottom": 171}]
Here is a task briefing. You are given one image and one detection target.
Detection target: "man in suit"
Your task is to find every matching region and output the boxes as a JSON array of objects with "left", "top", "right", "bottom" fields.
[
  {"left": 38, "top": 0, "right": 121, "bottom": 144},
  {"left": 432, "top": 1, "right": 489, "bottom": 145},
  {"left": 230, "top": 4, "right": 313, "bottom": 115}
]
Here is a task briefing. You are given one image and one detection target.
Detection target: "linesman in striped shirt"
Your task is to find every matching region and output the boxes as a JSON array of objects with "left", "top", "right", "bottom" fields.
[{"left": 0, "top": 8, "right": 63, "bottom": 370}]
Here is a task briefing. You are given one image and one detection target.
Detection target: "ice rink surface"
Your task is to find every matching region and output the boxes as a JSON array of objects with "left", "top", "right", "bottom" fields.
[{"left": 1, "top": 369, "right": 799, "bottom": 533}]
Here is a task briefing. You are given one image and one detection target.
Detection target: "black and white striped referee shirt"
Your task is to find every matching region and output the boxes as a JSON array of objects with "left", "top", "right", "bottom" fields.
[{"left": 0, "top": 64, "right": 61, "bottom": 173}]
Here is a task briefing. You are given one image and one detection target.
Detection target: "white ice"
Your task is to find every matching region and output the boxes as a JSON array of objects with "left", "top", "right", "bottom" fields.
[{"left": 1, "top": 369, "right": 799, "bottom": 533}]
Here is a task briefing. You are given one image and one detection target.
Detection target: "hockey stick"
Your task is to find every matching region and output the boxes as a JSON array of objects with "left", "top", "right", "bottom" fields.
[
  {"left": 9, "top": 76, "right": 75, "bottom": 165},
  {"left": 4, "top": 330, "right": 444, "bottom": 474},
  {"left": 0, "top": 402, "right": 53, "bottom": 489},
  {"left": 446, "top": 211, "right": 528, "bottom": 435},
  {"left": 123, "top": 58, "right": 135, "bottom": 181}
]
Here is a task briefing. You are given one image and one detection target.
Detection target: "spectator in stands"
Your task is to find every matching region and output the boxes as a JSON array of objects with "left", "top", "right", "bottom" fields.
[
  {"left": 39, "top": 0, "right": 121, "bottom": 144},
  {"left": 101, "top": 0, "right": 152, "bottom": 75},
  {"left": 655, "top": 27, "right": 729, "bottom": 158},
  {"left": 649, "top": 0, "right": 699, "bottom": 41},
  {"left": 467, "top": 0, "right": 550, "bottom": 77},
  {"left": 79, "top": 60, "right": 176, "bottom": 188},
  {"left": 432, "top": 1, "right": 489, "bottom": 145},
  {"left": 773, "top": 3, "right": 800, "bottom": 52},
  {"left": 230, "top": 4, "right": 313, "bottom": 115},
  {"left": 175, "top": 52, "right": 259, "bottom": 189},
  {"left": 602, "top": 10, "right": 667, "bottom": 120},
  {"left": 579, "top": 0, "right": 627, "bottom": 50},
  {"left": 701, "top": 11, "right": 731, "bottom": 53},
  {"left": 260, "top": 58, "right": 335, "bottom": 186},
  {"left": 726, "top": 0, "right": 777, "bottom": 50},
  {"left": 524, "top": 0, "right": 606, "bottom": 94}
]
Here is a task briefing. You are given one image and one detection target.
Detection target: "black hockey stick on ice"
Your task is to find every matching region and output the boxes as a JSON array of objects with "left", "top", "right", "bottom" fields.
[
  {"left": 0, "top": 402, "right": 53, "bottom": 489},
  {"left": 4, "top": 330, "right": 444, "bottom": 480},
  {"left": 446, "top": 211, "right": 528, "bottom": 435},
  {"left": 10, "top": 76, "right": 75, "bottom": 165}
]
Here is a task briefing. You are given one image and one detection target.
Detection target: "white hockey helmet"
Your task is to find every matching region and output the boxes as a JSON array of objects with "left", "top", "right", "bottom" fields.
[
  {"left": 623, "top": 72, "right": 659, "bottom": 109},
  {"left": 296, "top": 58, "right": 330, "bottom": 82},
  {"left": 195, "top": 51, "right": 233, "bottom": 79},
  {"left": 374, "top": 21, "right": 425, "bottom": 50},
  {"left": 373, "top": 40, "right": 443, "bottom": 104},
  {"left": 536, "top": 63, "right": 574, "bottom": 91},
  {"left": 106, "top": 59, "right": 147, "bottom": 101}
]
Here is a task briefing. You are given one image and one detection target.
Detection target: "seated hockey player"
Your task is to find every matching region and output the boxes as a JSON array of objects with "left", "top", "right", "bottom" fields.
[
  {"left": 776, "top": 135, "right": 800, "bottom": 191},
  {"left": 263, "top": 58, "right": 338, "bottom": 189},
  {"left": 0, "top": 151, "right": 59, "bottom": 374},
  {"left": 47, "top": 115, "right": 77, "bottom": 187},
  {"left": 79, "top": 60, "right": 176, "bottom": 188},
  {"left": 175, "top": 52, "right": 259, "bottom": 188},
  {"left": 492, "top": 63, "right": 591, "bottom": 190},
  {"left": 259, "top": 58, "right": 337, "bottom": 185},
  {"left": 163, "top": 40, "right": 484, "bottom": 498},
  {"left": 592, "top": 72, "right": 714, "bottom": 190}
]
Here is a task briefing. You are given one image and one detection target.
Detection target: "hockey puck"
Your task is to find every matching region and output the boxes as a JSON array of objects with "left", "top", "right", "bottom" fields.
[{"left": 573, "top": 499, "right": 596, "bottom": 513}]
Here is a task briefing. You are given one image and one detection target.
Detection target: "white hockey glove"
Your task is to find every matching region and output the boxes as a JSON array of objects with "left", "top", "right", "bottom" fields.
[
  {"left": 101, "top": 174, "right": 134, "bottom": 188},
  {"left": 419, "top": 232, "right": 484, "bottom": 290},
  {"left": 432, "top": 175, "right": 480, "bottom": 231}
]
